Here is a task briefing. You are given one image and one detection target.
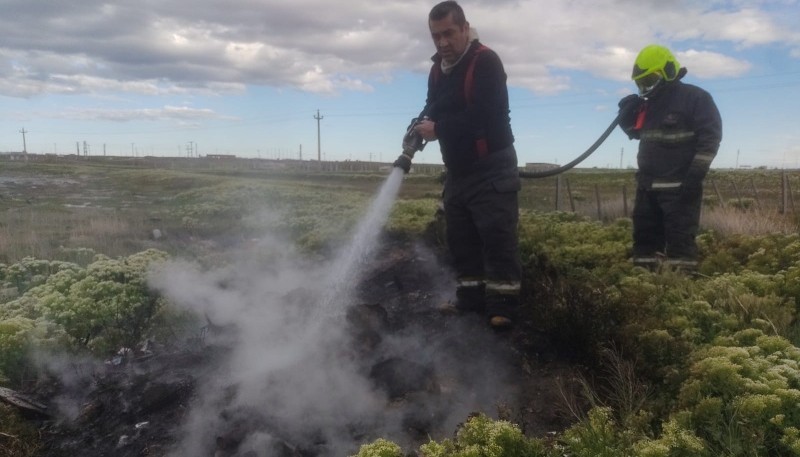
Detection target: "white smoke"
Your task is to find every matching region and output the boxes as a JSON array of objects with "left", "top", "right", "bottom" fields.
[{"left": 148, "top": 168, "right": 519, "bottom": 456}]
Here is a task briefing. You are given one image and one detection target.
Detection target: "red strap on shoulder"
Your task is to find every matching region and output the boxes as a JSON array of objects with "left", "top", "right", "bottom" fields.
[
  {"left": 432, "top": 63, "right": 441, "bottom": 85},
  {"left": 464, "top": 44, "right": 489, "bottom": 106},
  {"left": 466, "top": 45, "right": 490, "bottom": 158},
  {"left": 476, "top": 138, "right": 489, "bottom": 158},
  {"left": 430, "top": 45, "right": 492, "bottom": 159}
]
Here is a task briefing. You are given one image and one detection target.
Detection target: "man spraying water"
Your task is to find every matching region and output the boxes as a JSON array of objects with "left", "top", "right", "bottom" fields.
[{"left": 394, "top": 0, "right": 521, "bottom": 330}]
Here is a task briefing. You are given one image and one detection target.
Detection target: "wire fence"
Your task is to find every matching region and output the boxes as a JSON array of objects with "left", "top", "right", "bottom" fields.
[{"left": 519, "top": 172, "right": 800, "bottom": 222}]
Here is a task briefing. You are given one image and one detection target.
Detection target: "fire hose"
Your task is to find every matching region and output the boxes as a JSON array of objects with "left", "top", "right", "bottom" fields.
[
  {"left": 518, "top": 110, "right": 623, "bottom": 178},
  {"left": 393, "top": 104, "right": 633, "bottom": 179}
]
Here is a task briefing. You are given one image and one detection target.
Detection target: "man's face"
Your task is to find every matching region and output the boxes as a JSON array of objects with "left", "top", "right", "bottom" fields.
[{"left": 429, "top": 13, "right": 469, "bottom": 64}]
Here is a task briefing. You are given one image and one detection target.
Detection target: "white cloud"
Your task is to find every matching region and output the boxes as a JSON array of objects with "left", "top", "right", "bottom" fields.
[
  {"left": 45, "top": 105, "right": 229, "bottom": 122},
  {"left": 0, "top": 0, "right": 797, "bottom": 99},
  {"left": 678, "top": 49, "right": 752, "bottom": 78}
]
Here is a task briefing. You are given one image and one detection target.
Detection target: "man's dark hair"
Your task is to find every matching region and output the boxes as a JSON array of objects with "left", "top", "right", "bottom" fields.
[{"left": 429, "top": 1, "right": 466, "bottom": 26}]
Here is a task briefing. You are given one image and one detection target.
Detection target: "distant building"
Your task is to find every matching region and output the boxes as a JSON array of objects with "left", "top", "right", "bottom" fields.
[
  {"left": 206, "top": 154, "right": 237, "bottom": 159},
  {"left": 0, "top": 152, "right": 28, "bottom": 160}
]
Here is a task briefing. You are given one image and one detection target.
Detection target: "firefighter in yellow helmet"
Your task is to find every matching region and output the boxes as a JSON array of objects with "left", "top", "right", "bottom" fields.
[{"left": 618, "top": 44, "right": 722, "bottom": 271}]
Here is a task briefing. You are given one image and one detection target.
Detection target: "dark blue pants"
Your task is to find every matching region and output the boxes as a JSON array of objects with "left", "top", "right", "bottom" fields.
[
  {"left": 443, "top": 171, "right": 521, "bottom": 319},
  {"left": 632, "top": 185, "right": 703, "bottom": 260}
]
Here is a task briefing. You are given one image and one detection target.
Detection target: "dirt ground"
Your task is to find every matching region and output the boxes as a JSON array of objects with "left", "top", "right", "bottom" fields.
[{"left": 14, "top": 234, "right": 580, "bottom": 457}]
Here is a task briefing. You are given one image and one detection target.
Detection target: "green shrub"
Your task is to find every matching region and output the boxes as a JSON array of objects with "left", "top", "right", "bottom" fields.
[
  {"left": 419, "top": 413, "right": 547, "bottom": 457},
  {"left": 0, "top": 317, "right": 37, "bottom": 386},
  {"left": 677, "top": 330, "right": 800, "bottom": 455},
  {"left": 351, "top": 438, "right": 403, "bottom": 457},
  {"left": 353, "top": 414, "right": 546, "bottom": 457},
  {"left": 0, "top": 249, "right": 170, "bottom": 384},
  {"left": 515, "top": 208, "right": 800, "bottom": 456},
  {"left": 560, "top": 407, "right": 627, "bottom": 457},
  {"left": 386, "top": 198, "right": 438, "bottom": 237},
  {"left": 632, "top": 412, "right": 709, "bottom": 457}
]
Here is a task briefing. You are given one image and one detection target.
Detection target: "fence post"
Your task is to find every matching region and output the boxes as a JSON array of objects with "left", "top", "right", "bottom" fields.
[
  {"left": 782, "top": 172, "right": 788, "bottom": 214},
  {"left": 711, "top": 178, "right": 726, "bottom": 209},
  {"left": 595, "top": 184, "right": 602, "bottom": 220},
  {"left": 566, "top": 178, "right": 576, "bottom": 212},
  {"left": 749, "top": 177, "right": 761, "bottom": 209},
  {"left": 622, "top": 185, "right": 629, "bottom": 217},
  {"left": 555, "top": 176, "right": 561, "bottom": 211},
  {"left": 731, "top": 178, "right": 743, "bottom": 209}
]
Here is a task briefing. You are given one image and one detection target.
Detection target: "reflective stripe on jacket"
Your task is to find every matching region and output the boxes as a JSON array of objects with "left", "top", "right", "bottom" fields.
[{"left": 624, "top": 80, "right": 722, "bottom": 190}]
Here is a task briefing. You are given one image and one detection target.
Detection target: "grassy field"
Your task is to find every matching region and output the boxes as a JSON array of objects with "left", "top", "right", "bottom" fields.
[
  {"left": 0, "top": 157, "right": 398, "bottom": 263},
  {"left": 1, "top": 156, "right": 798, "bottom": 264},
  {"left": 3, "top": 155, "right": 800, "bottom": 456}
]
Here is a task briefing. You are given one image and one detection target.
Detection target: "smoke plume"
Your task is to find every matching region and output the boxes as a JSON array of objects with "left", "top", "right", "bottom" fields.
[{"left": 148, "top": 169, "right": 518, "bottom": 456}]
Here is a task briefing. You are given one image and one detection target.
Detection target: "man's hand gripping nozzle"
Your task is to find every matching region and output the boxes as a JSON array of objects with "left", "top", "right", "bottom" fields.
[{"left": 393, "top": 117, "right": 428, "bottom": 173}]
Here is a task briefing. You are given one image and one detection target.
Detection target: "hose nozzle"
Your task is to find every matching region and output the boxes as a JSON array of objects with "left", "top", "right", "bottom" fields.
[{"left": 393, "top": 117, "right": 427, "bottom": 173}]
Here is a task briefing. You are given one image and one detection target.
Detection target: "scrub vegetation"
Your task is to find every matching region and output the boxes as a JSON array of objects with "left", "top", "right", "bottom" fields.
[{"left": 1, "top": 157, "right": 800, "bottom": 456}]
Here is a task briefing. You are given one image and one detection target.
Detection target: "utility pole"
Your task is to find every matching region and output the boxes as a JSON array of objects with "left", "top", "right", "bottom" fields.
[
  {"left": 736, "top": 149, "right": 740, "bottom": 169},
  {"left": 620, "top": 147, "right": 623, "bottom": 169},
  {"left": 19, "top": 127, "right": 28, "bottom": 154},
  {"left": 314, "top": 109, "right": 323, "bottom": 161}
]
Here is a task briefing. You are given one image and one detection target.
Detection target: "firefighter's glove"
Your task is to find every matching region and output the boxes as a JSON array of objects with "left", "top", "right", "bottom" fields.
[
  {"left": 393, "top": 153, "right": 413, "bottom": 174},
  {"left": 618, "top": 94, "right": 642, "bottom": 114},
  {"left": 684, "top": 164, "right": 709, "bottom": 188},
  {"left": 617, "top": 94, "right": 642, "bottom": 132}
]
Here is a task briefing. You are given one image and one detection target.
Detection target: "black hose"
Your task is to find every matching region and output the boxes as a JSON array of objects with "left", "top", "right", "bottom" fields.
[{"left": 518, "top": 110, "right": 624, "bottom": 179}]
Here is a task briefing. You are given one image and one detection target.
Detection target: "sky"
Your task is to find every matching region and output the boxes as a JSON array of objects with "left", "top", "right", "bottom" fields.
[{"left": 1, "top": 0, "right": 799, "bottom": 169}]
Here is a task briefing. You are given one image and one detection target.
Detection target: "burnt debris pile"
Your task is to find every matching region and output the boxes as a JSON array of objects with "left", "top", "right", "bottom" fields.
[{"left": 3, "top": 239, "right": 574, "bottom": 457}]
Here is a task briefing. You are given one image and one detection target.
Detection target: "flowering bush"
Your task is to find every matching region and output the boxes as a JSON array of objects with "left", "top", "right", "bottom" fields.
[{"left": 0, "top": 249, "right": 169, "bottom": 385}]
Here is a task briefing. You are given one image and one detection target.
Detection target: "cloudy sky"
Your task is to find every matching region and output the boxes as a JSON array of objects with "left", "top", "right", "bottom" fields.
[{"left": 1, "top": 0, "right": 799, "bottom": 168}]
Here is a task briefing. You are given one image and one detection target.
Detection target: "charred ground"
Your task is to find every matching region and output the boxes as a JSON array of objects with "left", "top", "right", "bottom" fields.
[{"left": 10, "top": 235, "right": 582, "bottom": 457}]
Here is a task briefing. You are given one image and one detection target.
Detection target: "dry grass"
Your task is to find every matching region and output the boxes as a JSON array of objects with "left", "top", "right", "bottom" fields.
[
  {"left": 0, "top": 206, "right": 151, "bottom": 263},
  {"left": 0, "top": 405, "right": 41, "bottom": 457},
  {"left": 573, "top": 197, "right": 631, "bottom": 222},
  {"left": 701, "top": 206, "right": 799, "bottom": 236},
  {"left": 570, "top": 195, "right": 799, "bottom": 236}
]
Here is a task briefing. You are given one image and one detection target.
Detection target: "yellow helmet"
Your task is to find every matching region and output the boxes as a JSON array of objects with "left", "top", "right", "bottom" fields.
[{"left": 631, "top": 44, "right": 680, "bottom": 96}]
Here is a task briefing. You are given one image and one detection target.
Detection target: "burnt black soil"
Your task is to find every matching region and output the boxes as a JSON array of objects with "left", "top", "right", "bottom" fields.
[{"left": 22, "top": 236, "right": 580, "bottom": 457}]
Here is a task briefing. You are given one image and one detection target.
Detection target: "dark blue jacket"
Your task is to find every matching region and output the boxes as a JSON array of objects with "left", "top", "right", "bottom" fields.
[
  {"left": 421, "top": 40, "right": 516, "bottom": 177},
  {"left": 621, "top": 70, "right": 722, "bottom": 190}
]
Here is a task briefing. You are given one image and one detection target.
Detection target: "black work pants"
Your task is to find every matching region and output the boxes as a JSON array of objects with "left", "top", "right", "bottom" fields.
[
  {"left": 632, "top": 185, "right": 703, "bottom": 260},
  {"left": 443, "top": 169, "right": 521, "bottom": 320}
]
